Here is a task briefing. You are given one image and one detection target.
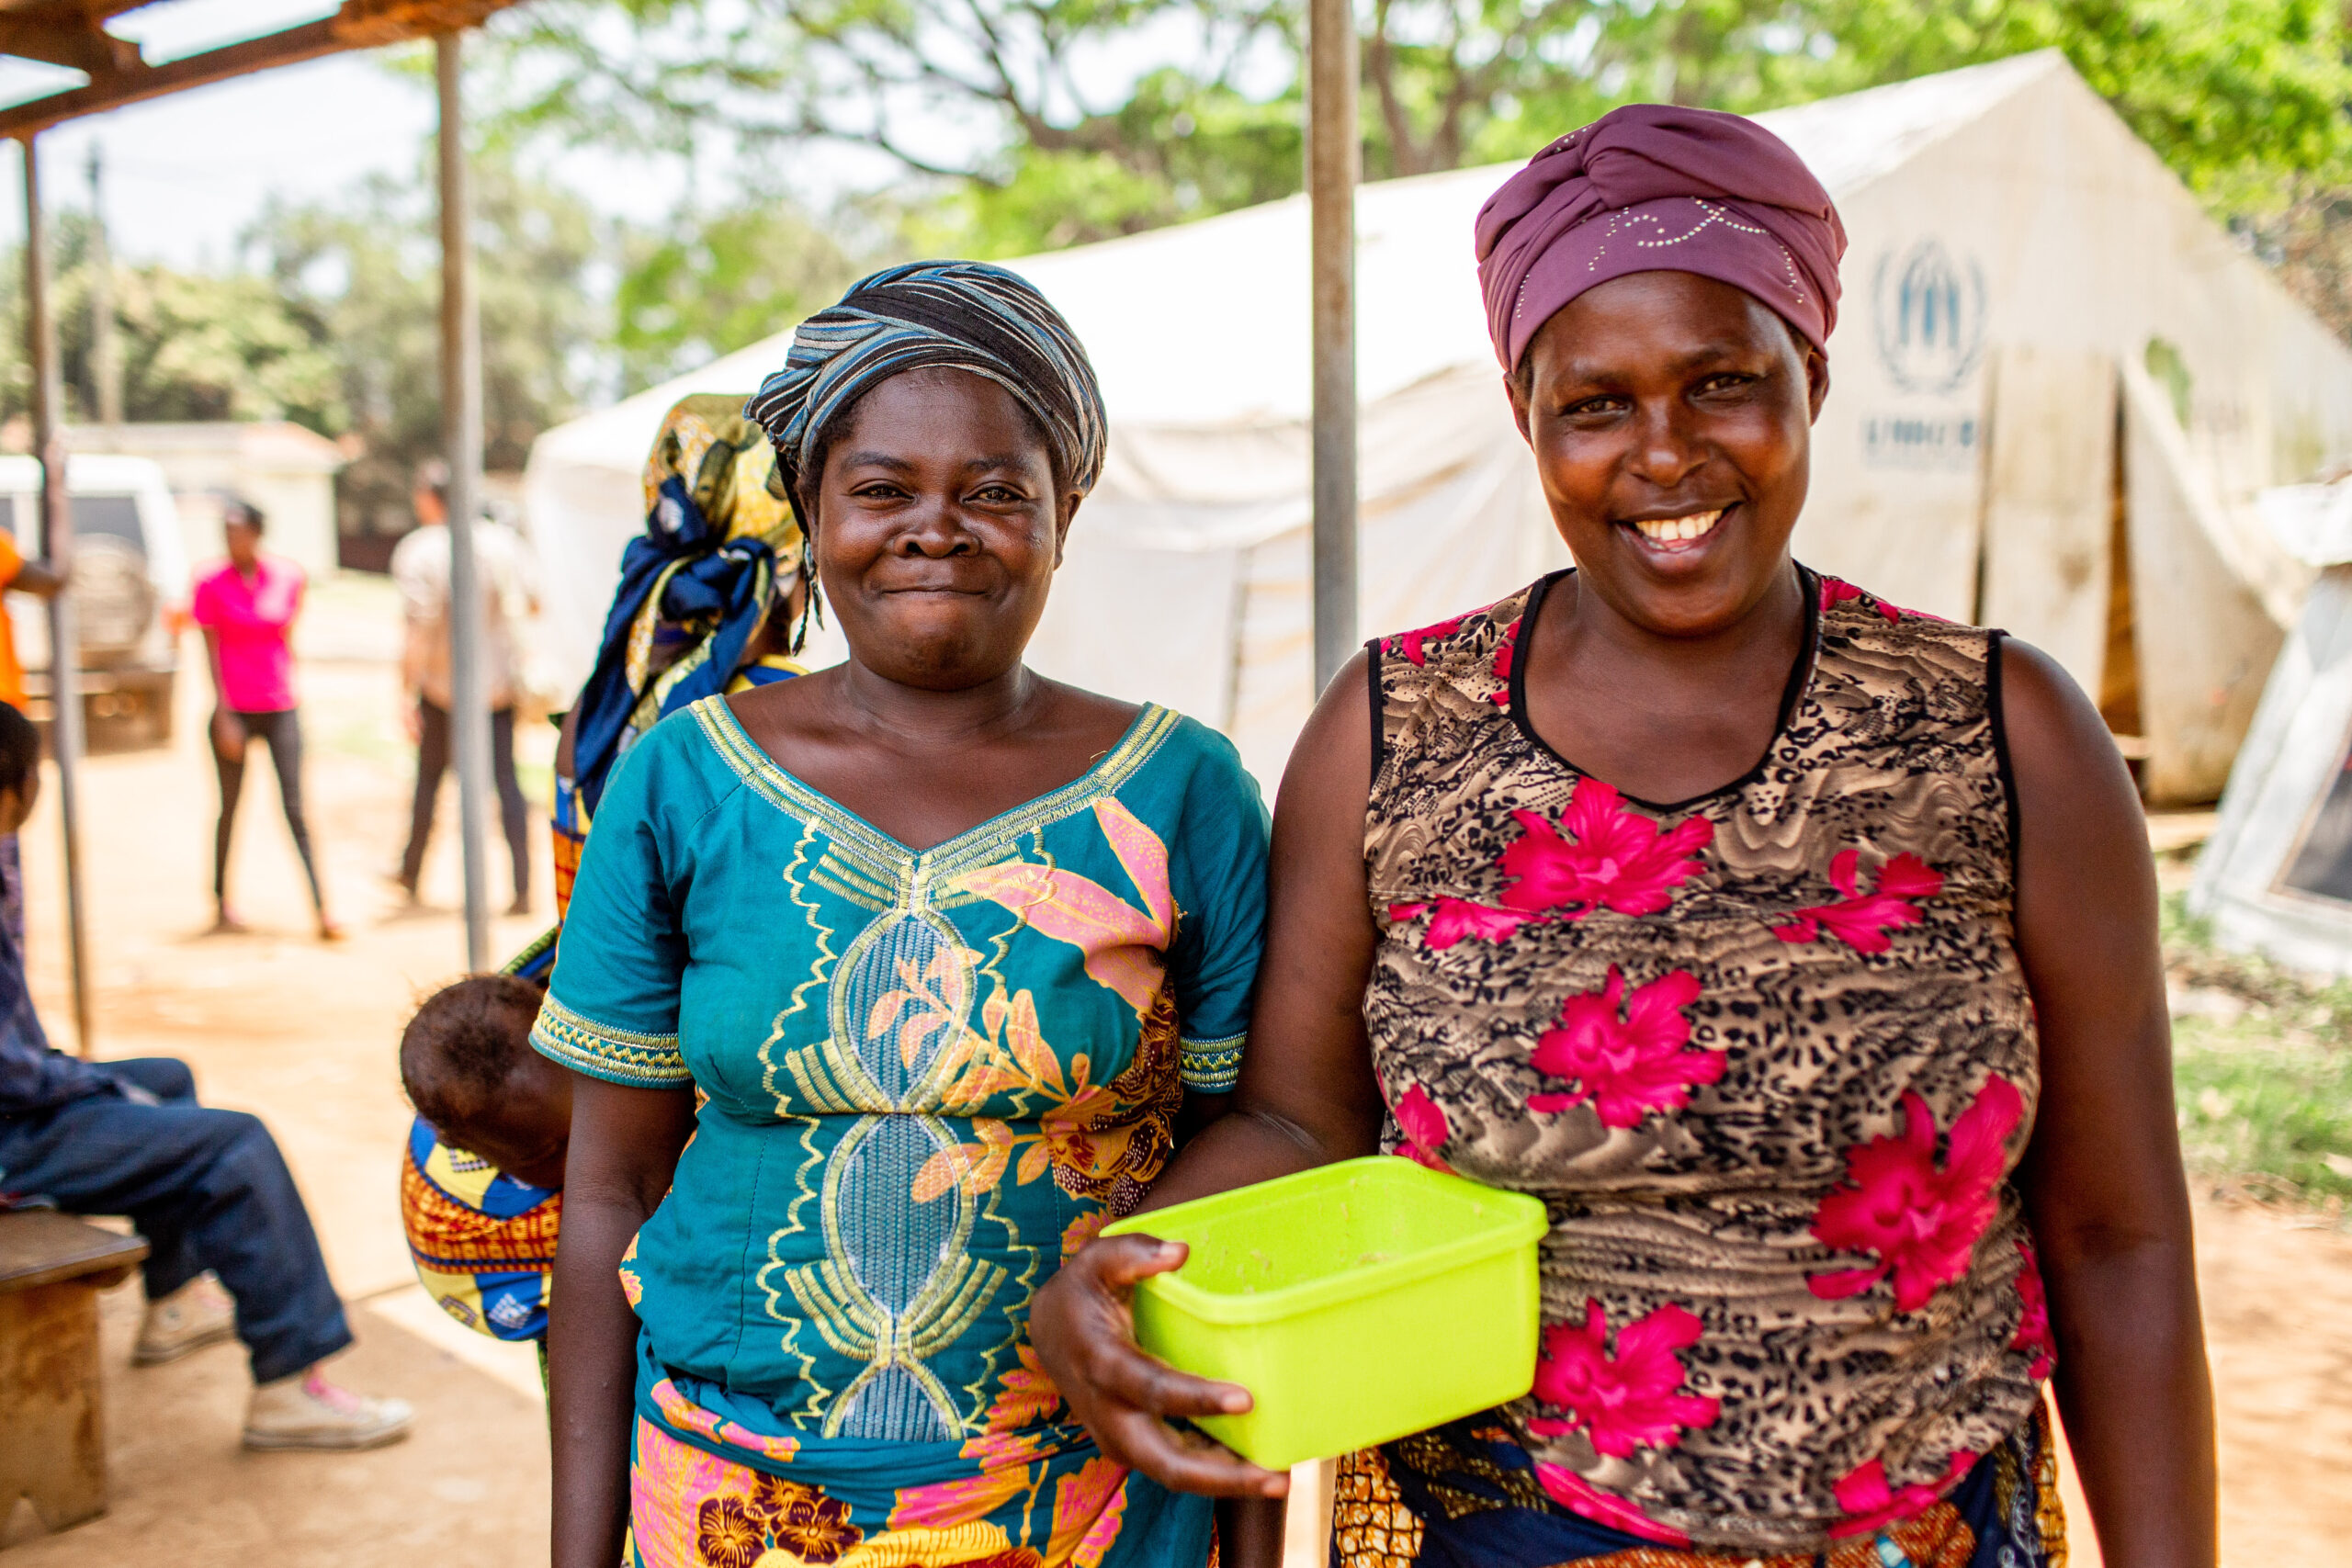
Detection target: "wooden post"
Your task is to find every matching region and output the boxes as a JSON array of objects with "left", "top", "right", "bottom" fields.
[
  {"left": 20, "top": 136, "right": 93, "bottom": 1054},
  {"left": 1306, "top": 0, "right": 1359, "bottom": 691},
  {"left": 437, "top": 31, "right": 492, "bottom": 971},
  {"left": 85, "top": 143, "right": 121, "bottom": 438}
]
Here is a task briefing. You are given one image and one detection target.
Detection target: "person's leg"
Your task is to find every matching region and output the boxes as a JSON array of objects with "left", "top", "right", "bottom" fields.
[
  {"left": 492, "top": 705, "right": 530, "bottom": 912},
  {"left": 248, "top": 710, "right": 328, "bottom": 917},
  {"left": 87, "top": 1057, "right": 235, "bottom": 1359},
  {"left": 0, "top": 830, "right": 24, "bottom": 953},
  {"left": 0, "top": 1078, "right": 351, "bottom": 1382},
  {"left": 398, "top": 699, "right": 449, "bottom": 894},
  {"left": 212, "top": 716, "right": 247, "bottom": 917},
  {"left": 106, "top": 1055, "right": 196, "bottom": 1101}
]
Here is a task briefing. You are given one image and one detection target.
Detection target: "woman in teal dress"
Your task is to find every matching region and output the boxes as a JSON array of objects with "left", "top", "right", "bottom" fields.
[{"left": 539, "top": 260, "right": 1268, "bottom": 1568}]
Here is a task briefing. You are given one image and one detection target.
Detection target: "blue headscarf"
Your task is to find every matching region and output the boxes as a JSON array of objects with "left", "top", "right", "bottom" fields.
[
  {"left": 570, "top": 395, "right": 803, "bottom": 818},
  {"left": 743, "top": 260, "right": 1108, "bottom": 507}
]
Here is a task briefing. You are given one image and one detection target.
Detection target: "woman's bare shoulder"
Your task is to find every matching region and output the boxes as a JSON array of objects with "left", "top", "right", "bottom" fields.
[{"left": 1034, "top": 676, "right": 1147, "bottom": 755}]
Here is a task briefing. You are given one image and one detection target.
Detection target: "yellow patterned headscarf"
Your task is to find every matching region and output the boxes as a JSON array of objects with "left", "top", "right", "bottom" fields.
[
  {"left": 640, "top": 393, "right": 804, "bottom": 570},
  {"left": 573, "top": 395, "right": 809, "bottom": 815}
]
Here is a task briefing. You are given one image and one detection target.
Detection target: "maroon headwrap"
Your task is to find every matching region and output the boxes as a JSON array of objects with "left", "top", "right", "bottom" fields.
[{"left": 1474, "top": 104, "right": 1846, "bottom": 372}]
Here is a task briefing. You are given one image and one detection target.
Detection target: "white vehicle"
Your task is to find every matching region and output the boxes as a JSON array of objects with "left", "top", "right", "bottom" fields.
[{"left": 0, "top": 453, "right": 188, "bottom": 748}]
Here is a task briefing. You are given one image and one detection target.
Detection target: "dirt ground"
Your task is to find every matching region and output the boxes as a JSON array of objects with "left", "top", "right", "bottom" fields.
[
  {"left": 5, "top": 580, "right": 552, "bottom": 1563},
  {"left": 1, "top": 581, "right": 2347, "bottom": 1563}
]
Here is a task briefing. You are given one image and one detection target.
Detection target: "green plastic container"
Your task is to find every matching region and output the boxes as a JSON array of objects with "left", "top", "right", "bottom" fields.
[{"left": 1101, "top": 1156, "right": 1549, "bottom": 1470}]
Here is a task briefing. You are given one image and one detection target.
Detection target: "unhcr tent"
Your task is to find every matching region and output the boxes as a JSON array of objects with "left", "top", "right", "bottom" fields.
[
  {"left": 523, "top": 51, "right": 2352, "bottom": 795},
  {"left": 2190, "top": 482, "right": 2352, "bottom": 975}
]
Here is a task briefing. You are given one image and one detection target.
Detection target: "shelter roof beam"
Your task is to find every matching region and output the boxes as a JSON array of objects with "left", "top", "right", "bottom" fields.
[
  {"left": 0, "top": 15, "right": 138, "bottom": 76},
  {"left": 0, "top": 0, "right": 517, "bottom": 139}
]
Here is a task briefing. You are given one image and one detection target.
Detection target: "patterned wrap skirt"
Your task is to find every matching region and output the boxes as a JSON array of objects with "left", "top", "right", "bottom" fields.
[
  {"left": 1332, "top": 1405, "right": 2065, "bottom": 1568},
  {"left": 624, "top": 1337, "right": 1215, "bottom": 1568}
]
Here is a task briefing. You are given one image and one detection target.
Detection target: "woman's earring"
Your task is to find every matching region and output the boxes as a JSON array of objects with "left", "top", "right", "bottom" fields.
[{"left": 793, "top": 556, "right": 819, "bottom": 654}]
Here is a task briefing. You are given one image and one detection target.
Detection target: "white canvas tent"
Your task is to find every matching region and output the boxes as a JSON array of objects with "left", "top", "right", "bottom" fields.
[
  {"left": 2190, "top": 482, "right": 2352, "bottom": 975},
  {"left": 524, "top": 51, "right": 2352, "bottom": 795}
]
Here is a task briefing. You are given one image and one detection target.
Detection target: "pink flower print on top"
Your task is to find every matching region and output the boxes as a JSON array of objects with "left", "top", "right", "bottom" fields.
[
  {"left": 1496, "top": 780, "right": 1713, "bottom": 919},
  {"left": 1527, "top": 967, "right": 1721, "bottom": 1128},
  {"left": 1773, "top": 850, "right": 1943, "bottom": 953},
  {"left": 1487, "top": 615, "right": 1522, "bottom": 705},
  {"left": 1526, "top": 1300, "right": 1720, "bottom": 1459},
  {"left": 1387, "top": 897, "right": 1545, "bottom": 949},
  {"left": 1808, "top": 1077, "right": 2027, "bottom": 1313},
  {"left": 1818, "top": 575, "right": 1902, "bottom": 625},
  {"left": 1530, "top": 1463, "right": 1690, "bottom": 1546},
  {"left": 1829, "top": 1450, "right": 1973, "bottom": 1538},
  {"left": 1392, "top": 1084, "right": 1453, "bottom": 1171},
  {"left": 1387, "top": 611, "right": 1472, "bottom": 667},
  {"left": 2011, "top": 1235, "right": 2055, "bottom": 1380}
]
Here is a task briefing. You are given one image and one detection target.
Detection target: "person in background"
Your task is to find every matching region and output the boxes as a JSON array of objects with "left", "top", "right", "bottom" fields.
[
  {"left": 189, "top": 499, "right": 340, "bottom": 941},
  {"left": 391, "top": 460, "right": 540, "bottom": 916},
  {"left": 0, "top": 519, "right": 66, "bottom": 950},
  {"left": 0, "top": 701, "right": 411, "bottom": 1450},
  {"left": 397, "top": 942, "right": 564, "bottom": 1374}
]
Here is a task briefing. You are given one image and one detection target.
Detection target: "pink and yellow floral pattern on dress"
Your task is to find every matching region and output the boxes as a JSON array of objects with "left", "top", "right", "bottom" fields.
[{"left": 1355, "top": 570, "right": 2056, "bottom": 1562}]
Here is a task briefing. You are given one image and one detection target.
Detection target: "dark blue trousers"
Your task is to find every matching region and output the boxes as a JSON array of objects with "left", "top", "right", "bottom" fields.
[{"left": 0, "top": 1057, "right": 351, "bottom": 1382}]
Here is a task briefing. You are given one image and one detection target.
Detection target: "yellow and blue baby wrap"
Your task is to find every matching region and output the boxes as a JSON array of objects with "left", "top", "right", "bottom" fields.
[{"left": 399, "top": 1116, "right": 560, "bottom": 1343}]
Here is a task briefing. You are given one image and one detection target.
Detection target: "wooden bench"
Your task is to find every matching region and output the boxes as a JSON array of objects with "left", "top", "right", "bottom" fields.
[{"left": 0, "top": 1210, "right": 147, "bottom": 1539}]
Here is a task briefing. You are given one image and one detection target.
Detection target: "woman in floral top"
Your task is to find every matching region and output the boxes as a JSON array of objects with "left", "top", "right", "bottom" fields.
[{"left": 1035, "top": 107, "right": 2213, "bottom": 1568}]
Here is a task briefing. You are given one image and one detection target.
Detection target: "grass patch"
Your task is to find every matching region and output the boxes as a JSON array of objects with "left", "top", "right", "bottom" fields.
[
  {"left": 2165, "top": 891, "right": 2352, "bottom": 1209},
  {"left": 2175, "top": 1026, "right": 2352, "bottom": 1201}
]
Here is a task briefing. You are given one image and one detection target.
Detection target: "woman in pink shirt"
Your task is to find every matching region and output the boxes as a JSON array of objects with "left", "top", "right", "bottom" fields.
[{"left": 189, "top": 501, "right": 340, "bottom": 940}]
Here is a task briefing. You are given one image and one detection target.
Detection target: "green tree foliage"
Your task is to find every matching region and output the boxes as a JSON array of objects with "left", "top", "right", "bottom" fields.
[
  {"left": 254, "top": 154, "right": 601, "bottom": 478},
  {"left": 1702, "top": 0, "right": 2352, "bottom": 212},
  {"left": 0, "top": 152, "right": 605, "bottom": 536},
  {"left": 0, "top": 210, "right": 345, "bottom": 431},
  {"left": 479, "top": 0, "right": 2352, "bottom": 265},
  {"left": 613, "top": 195, "right": 859, "bottom": 391},
  {"left": 477, "top": 0, "right": 1305, "bottom": 250}
]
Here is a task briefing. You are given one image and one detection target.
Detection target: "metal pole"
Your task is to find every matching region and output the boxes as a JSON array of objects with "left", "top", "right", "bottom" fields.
[
  {"left": 437, "top": 33, "right": 492, "bottom": 971},
  {"left": 1306, "top": 0, "right": 1359, "bottom": 691},
  {"left": 21, "top": 136, "right": 93, "bottom": 1054},
  {"left": 86, "top": 142, "right": 121, "bottom": 438}
]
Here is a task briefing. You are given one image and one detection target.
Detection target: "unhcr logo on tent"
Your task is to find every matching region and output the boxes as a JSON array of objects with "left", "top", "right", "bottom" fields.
[
  {"left": 1871, "top": 239, "right": 1987, "bottom": 394},
  {"left": 1860, "top": 413, "right": 1980, "bottom": 471}
]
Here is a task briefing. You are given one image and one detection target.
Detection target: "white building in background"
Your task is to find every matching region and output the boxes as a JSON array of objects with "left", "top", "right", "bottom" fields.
[
  {"left": 525, "top": 51, "right": 2352, "bottom": 803},
  {"left": 67, "top": 421, "right": 346, "bottom": 581}
]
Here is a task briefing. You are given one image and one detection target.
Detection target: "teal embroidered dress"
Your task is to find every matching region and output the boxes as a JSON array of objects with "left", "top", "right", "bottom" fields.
[{"left": 535, "top": 696, "right": 1265, "bottom": 1568}]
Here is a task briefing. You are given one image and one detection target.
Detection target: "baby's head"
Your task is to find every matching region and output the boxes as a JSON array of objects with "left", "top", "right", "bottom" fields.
[{"left": 400, "top": 974, "right": 571, "bottom": 1190}]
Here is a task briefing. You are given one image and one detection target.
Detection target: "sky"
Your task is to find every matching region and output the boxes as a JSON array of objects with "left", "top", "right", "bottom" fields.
[
  {"left": 0, "top": 0, "right": 1252, "bottom": 272},
  {"left": 0, "top": 56, "right": 433, "bottom": 269},
  {"left": 0, "top": 0, "right": 701, "bottom": 270}
]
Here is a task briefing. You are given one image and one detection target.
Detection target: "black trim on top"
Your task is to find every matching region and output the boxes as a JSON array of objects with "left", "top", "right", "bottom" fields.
[
  {"left": 1985, "top": 628, "right": 2022, "bottom": 874},
  {"left": 1364, "top": 636, "right": 1386, "bottom": 789},
  {"left": 1506, "top": 563, "right": 1823, "bottom": 816}
]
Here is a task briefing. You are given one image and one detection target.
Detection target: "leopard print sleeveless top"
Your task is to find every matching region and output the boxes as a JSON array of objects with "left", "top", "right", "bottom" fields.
[{"left": 1363, "top": 569, "right": 2051, "bottom": 1551}]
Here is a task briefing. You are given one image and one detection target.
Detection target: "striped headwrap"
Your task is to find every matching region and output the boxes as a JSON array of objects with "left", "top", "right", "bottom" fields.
[{"left": 743, "top": 260, "right": 1107, "bottom": 504}]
